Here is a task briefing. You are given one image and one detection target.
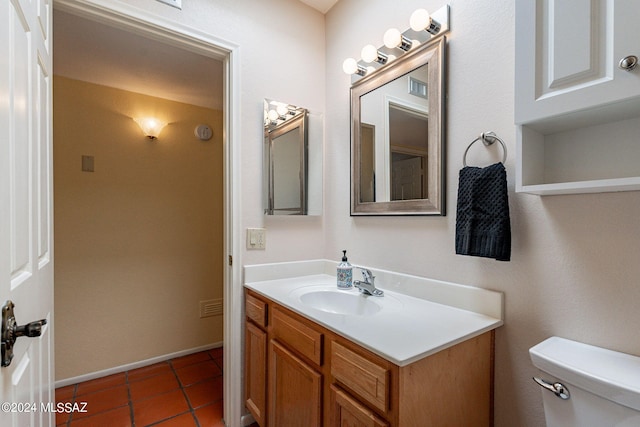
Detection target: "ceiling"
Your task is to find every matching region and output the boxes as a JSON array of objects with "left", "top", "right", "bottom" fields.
[
  {"left": 53, "top": 9, "right": 224, "bottom": 110},
  {"left": 298, "top": 0, "right": 339, "bottom": 14},
  {"left": 53, "top": 1, "right": 337, "bottom": 110}
]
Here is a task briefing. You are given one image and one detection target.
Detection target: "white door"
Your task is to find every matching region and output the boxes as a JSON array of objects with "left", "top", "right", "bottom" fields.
[
  {"left": 1, "top": 0, "right": 54, "bottom": 426},
  {"left": 392, "top": 156, "right": 423, "bottom": 200}
]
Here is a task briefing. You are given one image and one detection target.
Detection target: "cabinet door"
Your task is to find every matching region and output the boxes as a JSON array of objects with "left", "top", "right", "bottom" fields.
[
  {"left": 245, "top": 322, "right": 267, "bottom": 426},
  {"left": 515, "top": 0, "right": 640, "bottom": 124},
  {"left": 330, "top": 385, "right": 389, "bottom": 427},
  {"left": 269, "top": 340, "right": 322, "bottom": 427}
]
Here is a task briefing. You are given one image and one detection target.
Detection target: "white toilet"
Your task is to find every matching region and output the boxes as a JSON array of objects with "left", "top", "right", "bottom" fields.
[{"left": 530, "top": 336, "right": 640, "bottom": 427}]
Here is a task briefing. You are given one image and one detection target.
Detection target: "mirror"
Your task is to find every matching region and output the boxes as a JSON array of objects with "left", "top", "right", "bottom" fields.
[
  {"left": 263, "top": 99, "right": 322, "bottom": 215},
  {"left": 351, "top": 36, "right": 445, "bottom": 215}
]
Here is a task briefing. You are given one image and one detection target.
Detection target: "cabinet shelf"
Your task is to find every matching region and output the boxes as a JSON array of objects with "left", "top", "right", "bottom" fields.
[
  {"left": 517, "top": 114, "right": 640, "bottom": 195},
  {"left": 517, "top": 177, "right": 640, "bottom": 196}
]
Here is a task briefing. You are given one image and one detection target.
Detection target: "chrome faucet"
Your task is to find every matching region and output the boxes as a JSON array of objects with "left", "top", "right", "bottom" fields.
[{"left": 353, "top": 268, "right": 384, "bottom": 297}]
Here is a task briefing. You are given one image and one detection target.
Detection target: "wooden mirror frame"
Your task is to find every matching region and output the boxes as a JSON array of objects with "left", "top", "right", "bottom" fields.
[{"left": 350, "top": 36, "right": 446, "bottom": 216}]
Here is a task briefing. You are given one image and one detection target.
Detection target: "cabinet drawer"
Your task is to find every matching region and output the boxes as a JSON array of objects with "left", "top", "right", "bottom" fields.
[
  {"left": 331, "top": 385, "right": 389, "bottom": 427},
  {"left": 331, "top": 341, "right": 389, "bottom": 413},
  {"left": 272, "top": 307, "right": 323, "bottom": 366},
  {"left": 245, "top": 293, "right": 267, "bottom": 328}
]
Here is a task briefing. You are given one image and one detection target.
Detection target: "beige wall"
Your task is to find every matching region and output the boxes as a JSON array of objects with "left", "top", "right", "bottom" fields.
[
  {"left": 54, "top": 76, "right": 224, "bottom": 379},
  {"left": 325, "top": 1, "right": 640, "bottom": 426},
  {"left": 51, "top": 0, "right": 640, "bottom": 425}
]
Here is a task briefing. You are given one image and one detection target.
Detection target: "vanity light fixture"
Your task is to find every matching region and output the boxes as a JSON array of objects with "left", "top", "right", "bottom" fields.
[
  {"left": 264, "top": 100, "right": 305, "bottom": 129},
  {"left": 276, "top": 104, "right": 289, "bottom": 117},
  {"left": 342, "top": 5, "right": 449, "bottom": 79},
  {"left": 267, "top": 109, "right": 280, "bottom": 122},
  {"left": 383, "top": 28, "right": 413, "bottom": 51},
  {"left": 342, "top": 57, "right": 367, "bottom": 76},
  {"left": 410, "top": 8, "right": 441, "bottom": 35},
  {"left": 134, "top": 117, "right": 167, "bottom": 139},
  {"left": 361, "top": 44, "right": 388, "bottom": 65}
]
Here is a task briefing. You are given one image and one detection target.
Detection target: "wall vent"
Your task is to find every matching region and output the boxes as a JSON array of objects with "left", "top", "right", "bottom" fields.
[
  {"left": 199, "top": 299, "right": 223, "bottom": 318},
  {"left": 408, "top": 77, "right": 428, "bottom": 99}
]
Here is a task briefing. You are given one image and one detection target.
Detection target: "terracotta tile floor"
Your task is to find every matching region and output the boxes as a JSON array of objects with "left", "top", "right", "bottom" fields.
[{"left": 55, "top": 348, "right": 225, "bottom": 426}]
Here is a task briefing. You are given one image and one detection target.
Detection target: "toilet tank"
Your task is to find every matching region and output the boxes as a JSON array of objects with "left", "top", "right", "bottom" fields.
[{"left": 530, "top": 336, "right": 640, "bottom": 427}]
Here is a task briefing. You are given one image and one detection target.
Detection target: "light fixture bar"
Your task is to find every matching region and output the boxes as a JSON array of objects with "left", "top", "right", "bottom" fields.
[{"left": 346, "top": 4, "right": 450, "bottom": 83}]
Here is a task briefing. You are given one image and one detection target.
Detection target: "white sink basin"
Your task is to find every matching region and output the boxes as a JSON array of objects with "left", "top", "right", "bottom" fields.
[{"left": 298, "top": 290, "right": 381, "bottom": 316}]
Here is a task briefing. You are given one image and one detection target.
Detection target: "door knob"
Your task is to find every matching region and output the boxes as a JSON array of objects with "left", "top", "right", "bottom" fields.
[
  {"left": 619, "top": 55, "right": 638, "bottom": 71},
  {"left": 1, "top": 301, "right": 47, "bottom": 367}
]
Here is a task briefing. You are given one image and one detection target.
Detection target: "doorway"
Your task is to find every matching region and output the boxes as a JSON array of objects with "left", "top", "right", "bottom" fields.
[{"left": 52, "top": 1, "right": 241, "bottom": 425}]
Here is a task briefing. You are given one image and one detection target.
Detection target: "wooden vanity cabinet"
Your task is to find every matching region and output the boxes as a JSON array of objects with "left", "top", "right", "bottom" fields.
[
  {"left": 269, "top": 340, "right": 322, "bottom": 426},
  {"left": 244, "top": 289, "right": 495, "bottom": 427},
  {"left": 244, "top": 293, "right": 268, "bottom": 426}
]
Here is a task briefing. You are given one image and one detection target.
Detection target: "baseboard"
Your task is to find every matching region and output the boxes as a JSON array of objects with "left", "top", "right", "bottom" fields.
[{"left": 55, "top": 342, "right": 223, "bottom": 388}]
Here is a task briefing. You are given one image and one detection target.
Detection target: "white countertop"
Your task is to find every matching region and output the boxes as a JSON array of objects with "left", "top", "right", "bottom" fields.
[{"left": 244, "top": 261, "right": 504, "bottom": 367}]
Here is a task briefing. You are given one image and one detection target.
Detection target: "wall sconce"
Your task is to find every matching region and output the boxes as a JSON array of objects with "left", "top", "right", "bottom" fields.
[
  {"left": 134, "top": 117, "right": 167, "bottom": 139},
  {"left": 342, "top": 5, "right": 449, "bottom": 79}
]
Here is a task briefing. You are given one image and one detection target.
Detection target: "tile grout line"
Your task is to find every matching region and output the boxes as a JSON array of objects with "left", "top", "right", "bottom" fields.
[
  {"left": 169, "top": 358, "right": 200, "bottom": 427},
  {"left": 57, "top": 350, "right": 221, "bottom": 427},
  {"left": 65, "top": 383, "right": 78, "bottom": 427},
  {"left": 125, "top": 370, "right": 135, "bottom": 427}
]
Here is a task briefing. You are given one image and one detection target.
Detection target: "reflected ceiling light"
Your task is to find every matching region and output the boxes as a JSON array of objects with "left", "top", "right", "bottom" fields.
[
  {"left": 361, "top": 44, "right": 388, "bottom": 64},
  {"left": 342, "top": 57, "right": 367, "bottom": 76},
  {"left": 276, "top": 104, "right": 288, "bottom": 116},
  {"left": 267, "top": 109, "right": 279, "bottom": 122},
  {"left": 383, "top": 28, "right": 413, "bottom": 51},
  {"left": 410, "top": 8, "right": 441, "bottom": 35},
  {"left": 134, "top": 117, "right": 167, "bottom": 139}
]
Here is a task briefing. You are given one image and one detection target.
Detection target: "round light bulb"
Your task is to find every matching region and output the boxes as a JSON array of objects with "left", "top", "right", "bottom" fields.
[
  {"left": 342, "top": 57, "right": 358, "bottom": 75},
  {"left": 410, "top": 8, "right": 431, "bottom": 31},
  {"left": 383, "top": 28, "right": 402, "bottom": 49},
  {"left": 361, "top": 44, "right": 378, "bottom": 63},
  {"left": 276, "top": 105, "right": 288, "bottom": 116},
  {"left": 267, "top": 109, "right": 279, "bottom": 121}
]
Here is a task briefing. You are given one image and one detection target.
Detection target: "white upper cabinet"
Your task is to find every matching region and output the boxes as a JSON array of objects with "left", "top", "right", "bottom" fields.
[
  {"left": 515, "top": 0, "right": 640, "bottom": 195},
  {"left": 516, "top": 0, "right": 640, "bottom": 124}
]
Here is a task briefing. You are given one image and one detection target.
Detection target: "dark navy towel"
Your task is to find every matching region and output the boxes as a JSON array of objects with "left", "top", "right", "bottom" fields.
[{"left": 455, "top": 162, "right": 511, "bottom": 261}]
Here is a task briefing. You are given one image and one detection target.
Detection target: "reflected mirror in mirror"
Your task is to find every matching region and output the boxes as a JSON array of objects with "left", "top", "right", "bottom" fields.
[
  {"left": 263, "top": 99, "right": 323, "bottom": 216},
  {"left": 351, "top": 37, "right": 445, "bottom": 215}
]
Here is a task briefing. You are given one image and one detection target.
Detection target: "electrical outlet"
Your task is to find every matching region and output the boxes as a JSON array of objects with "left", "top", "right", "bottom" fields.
[{"left": 246, "top": 228, "right": 266, "bottom": 250}]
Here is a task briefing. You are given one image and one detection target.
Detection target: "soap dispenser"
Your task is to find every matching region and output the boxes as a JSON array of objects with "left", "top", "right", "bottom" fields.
[{"left": 337, "top": 250, "right": 353, "bottom": 289}]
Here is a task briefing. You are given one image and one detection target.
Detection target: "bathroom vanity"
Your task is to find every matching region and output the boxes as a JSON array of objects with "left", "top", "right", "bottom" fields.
[{"left": 243, "top": 260, "right": 503, "bottom": 426}]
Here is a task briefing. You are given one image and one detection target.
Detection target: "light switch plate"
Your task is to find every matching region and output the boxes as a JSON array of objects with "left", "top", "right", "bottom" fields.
[
  {"left": 156, "top": 0, "right": 182, "bottom": 10},
  {"left": 81, "top": 155, "right": 94, "bottom": 172},
  {"left": 246, "top": 228, "right": 266, "bottom": 250}
]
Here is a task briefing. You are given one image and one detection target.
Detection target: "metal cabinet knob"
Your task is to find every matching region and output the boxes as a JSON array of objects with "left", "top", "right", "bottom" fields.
[
  {"left": 619, "top": 55, "right": 638, "bottom": 71},
  {"left": 1, "top": 301, "right": 47, "bottom": 367}
]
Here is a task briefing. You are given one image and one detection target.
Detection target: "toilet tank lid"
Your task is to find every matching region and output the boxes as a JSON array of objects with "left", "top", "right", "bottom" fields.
[{"left": 530, "top": 337, "right": 640, "bottom": 411}]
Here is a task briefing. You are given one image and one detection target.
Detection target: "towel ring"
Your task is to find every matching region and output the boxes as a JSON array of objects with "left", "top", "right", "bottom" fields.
[{"left": 462, "top": 131, "right": 507, "bottom": 167}]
